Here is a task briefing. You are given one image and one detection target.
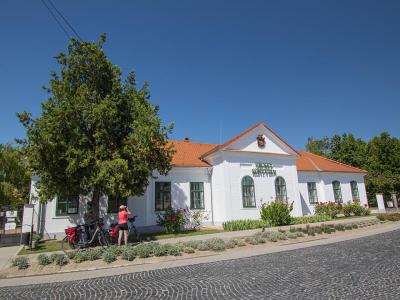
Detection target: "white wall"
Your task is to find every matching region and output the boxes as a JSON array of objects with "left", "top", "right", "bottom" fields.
[
  {"left": 214, "top": 151, "right": 302, "bottom": 223},
  {"left": 297, "top": 171, "right": 368, "bottom": 214}
]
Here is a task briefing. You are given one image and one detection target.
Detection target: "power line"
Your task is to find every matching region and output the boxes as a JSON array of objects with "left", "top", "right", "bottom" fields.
[
  {"left": 40, "top": 0, "right": 71, "bottom": 40},
  {"left": 46, "top": 0, "right": 83, "bottom": 41}
]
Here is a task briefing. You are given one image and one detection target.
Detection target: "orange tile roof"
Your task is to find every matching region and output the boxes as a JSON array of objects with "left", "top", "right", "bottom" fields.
[
  {"left": 296, "top": 150, "right": 367, "bottom": 173},
  {"left": 168, "top": 140, "right": 217, "bottom": 167},
  {"left": 169, "top": 140, "right": 367, "bottom": 173}
]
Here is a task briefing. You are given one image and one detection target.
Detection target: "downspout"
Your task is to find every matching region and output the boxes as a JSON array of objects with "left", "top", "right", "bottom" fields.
[{"left": 207, "top": 167, "right": 214, "bottom": 225}]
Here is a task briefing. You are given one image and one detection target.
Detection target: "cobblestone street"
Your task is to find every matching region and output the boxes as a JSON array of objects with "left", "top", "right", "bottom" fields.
[{"left": 1, "top": 229, "right": 400, "bottom": 300}]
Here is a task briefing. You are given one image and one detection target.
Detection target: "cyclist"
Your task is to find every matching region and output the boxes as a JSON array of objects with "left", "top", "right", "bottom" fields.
[{"left": 118, "top": 205, "right": 131, "bottom": 246}]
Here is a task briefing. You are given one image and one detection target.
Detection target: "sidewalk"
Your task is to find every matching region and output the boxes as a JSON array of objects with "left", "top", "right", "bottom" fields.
[
  {"left": 0, "top": 216, "right": 395, "bottom": 288},
  {"left": 0, "top": 246, "right": 21, "bottom": 271}
]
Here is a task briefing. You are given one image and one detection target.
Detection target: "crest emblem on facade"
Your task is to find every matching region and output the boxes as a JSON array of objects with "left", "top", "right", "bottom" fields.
[{"left": 256, "top": 134, "right": 266, "bottom": 148}]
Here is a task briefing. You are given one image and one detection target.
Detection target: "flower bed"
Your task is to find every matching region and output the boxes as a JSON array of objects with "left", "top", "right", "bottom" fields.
[
  {"left": 376, "top": 212, "right": 400, "bottom": 221},
  {"left": 7, "top": 218, "right": 384, "bottom": 275}
]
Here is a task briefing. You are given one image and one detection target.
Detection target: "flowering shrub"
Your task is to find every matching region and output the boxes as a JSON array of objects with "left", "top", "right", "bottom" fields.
[
  {"left": 340, "top": 201, "right": 371, "bottom": 217},
  {"left": 260, "top": 201, "right": 293, "bottom": 226},
  {"left": 185, "top": 209, "right": 209, "bottom": 231},
  {"left": 314, "top": 202, "right": 342, "bottom": 218},
  {"left": 157, "top": 208, "right": 187, "bottom": 234}
]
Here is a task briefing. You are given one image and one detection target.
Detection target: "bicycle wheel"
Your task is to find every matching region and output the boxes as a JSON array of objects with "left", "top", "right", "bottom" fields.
[
  {"left": 98, "top": 231, "right": 110, "bottom": 248},
  {"left": 131, "top": 228, "right": 142, "bottom": 243},
  {"left": 61, "top": 236, "right": 76, "bottom": 253}
]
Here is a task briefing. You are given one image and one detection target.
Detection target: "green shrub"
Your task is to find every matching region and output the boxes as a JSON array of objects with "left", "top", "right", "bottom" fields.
[
  {"left": 183, "top": 247, "right": 195, "bottom": 254},
  {"left": 206, "top": 238, "right": 226, "bottom": 251},
  {"left": 74, "top": 251, "right": 88, "bottom": 263},
  {"left": 49, "top": 253, "right": 60, "bottom": 263},
  {"left": 225, "top": 240, "right": 236, "bottom": 249},
  {"left": 183, "top": 240, "right": 202, "bottom": 249},
  {"left": 197, "top": 241, "right": 211, "bottom": 251},
  {"left": 345, "top": 224, "right": 353, "bottom": 230},
  {"left": 285, "top": 232, "right": 298, "bottom": 239},
  {"left": 236, "top": 239, "right": 246, "bottom": 247},
  {"left": 292, "top": 215, "right": 332, "bottom": 224},
  {"left": 307, "top": 227, "right": 316, "bottom": 236},
  {"left": 163, "top": 243, "right": 182, "bottom": 256},
  {"left": 38, "top": 254, "right": 51, "bottom": 266},
  {"left": 121, "top": 247, "right": 136, "bottom": 261},
  {"left": 352, "top": 223, "right": 358, "bottom": 229},
  {"left": 376, "top": 213, "right": 400, "bottom": 222},
  {"left": 260, "top": 201, "right": 293, "bottom": 226},
  {"left": 265, "top": 231, "right": 287, "bottom": 242},
  {"left": 296, "top": 231, "right": 304, "bottom": 237},
  {"left": 133, "top": 243, "right": 156, "bottom": 258},
  {"left": 156, "top": 208, "right": 186, "bottom": 233},
  {"left": 289, "top": 226, "right": 296, "bottom": 232},
  {"left": 222, "top": 219, "right": 269, "bottom": 231},
  {"left": 55, "top": 255, "right": 69, "bottom": 266},
  {"left": 245, "top": 237, "right": 259, "bottom": 245},
  {"left": 66, "top": 251, "right": 76, "bottom": 260},
  {"left": 12, "top": 256, "right": 29, "bottom": 270},
  {"left": 335, "top": 224, "right": 345, "bottom": 231},
  {"left": 314, "top": 226, "right": 323, "bottom": 234},
  {"left": 86, "top": 248, "right": 103, "bottom": 261},
  {"left": 106, "top": 245, "right": 123, "bottom": 256},
  {"left": 314, "top": 202, "right": 342, "bottom": 218},
  {"left": 102, "top": 250, "right": 117, "bottom": 263},
  {"left": 153, "top": 244, "right": 168, "bottom": 257}
]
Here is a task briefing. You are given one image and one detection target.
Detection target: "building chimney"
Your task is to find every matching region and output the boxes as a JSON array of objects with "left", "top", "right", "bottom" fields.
[{"left": 184, "top": 137, "right": 190, "bottom": 142}]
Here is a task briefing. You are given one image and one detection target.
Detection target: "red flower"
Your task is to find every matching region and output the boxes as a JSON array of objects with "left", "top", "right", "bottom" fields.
[{"left": 171, "top": 216, "right": 177, "bottom": 222}]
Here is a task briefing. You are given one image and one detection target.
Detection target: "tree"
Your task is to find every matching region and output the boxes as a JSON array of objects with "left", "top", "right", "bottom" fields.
[
  {"left": 0, "top": 144, "right": 31, "bottom": 208},
  {"left": 18, "top": 35, "right": 174, "bottom": 218},
  {"left": 305, "top": 132, "right": 400, "bottom": 206}
]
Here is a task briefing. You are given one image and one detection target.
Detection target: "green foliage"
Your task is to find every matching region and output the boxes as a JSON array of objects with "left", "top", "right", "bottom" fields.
[
  {"left": 18, "top": 35, "right": 174, "bottom": 217},
  {"left": 183, "top": 247, "right": 195, "bottom": 254},
  {"left": 85, "top": 248, "right": 103, "bottom": 261},
  {"left": 306, "top": 132, "right": 400, "bottom": 206},
  {"left": 12, "top": 256, "right": 29, "bottom": 270},
  {"left": 197, "top": 241, "right": 211, "bottom": 251},
  {"left": 55, "top": 254, "right": 69, "bottom": 266},
  {"left": 222, "top": 219, "right": 269, "bottom": 231},
  {"left": 102, "top": 250, "right": 117, "bottom": 263},
  {"left": 245, "top": 237, "right": 259, "bottom": 245},
  {"left": 0, "top": 144, "right": 31, "bottom": 208},
  {"left": 285, "top": 232, "right": 298, "bottom": 239},
  {"left": 376, "top": 213, "right": 400, "bottom": 221},
  {"left": 260, "top": 201, "right": 293, "bottom": 226},
  {"left": 37, "top": 254, "right": 51, "bottom": 266},
  {"left": 206, "top": 238, "right": 226, "bottom": 251},
  {"left": 342, "top": 201, "right": 370, "bottom": 217},
  {"left": 183, "top": 240, "right": 202, "bottom": 249},
  {"left": 74, "top": 251, "right": 89, "bottom": 263},
  {"left": 291, "top": 215, "right": 332, "bottom": 224},
  {"left": 186, "top": 209, "right": 209, "bottom": 231},
  {"left": 314, "top": 202, "right": 342, "bottom": 218},
  {"left": 121, "top": 247, "right": 136, "bottom": 261},
  {"left": 157, "top": 208, "right": 186, "bottom": 234},
  {"left": 162, "top": 243, "right": 182, "bottom": 256},
  {"left": 49, "top": 253, "right": 60, "bottom": 263},
  {"left": 66, "top": 251, "right": 76, "bottom": 260}
]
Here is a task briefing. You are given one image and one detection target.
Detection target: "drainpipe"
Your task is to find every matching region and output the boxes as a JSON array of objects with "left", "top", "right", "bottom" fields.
[{"left": 207, "top": 167, "right": 214, "bottom": 225}]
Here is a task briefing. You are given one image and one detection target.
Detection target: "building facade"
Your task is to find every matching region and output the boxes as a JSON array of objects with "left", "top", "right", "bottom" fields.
[{"left": 25, "top": 122, "right": 368, "bottom": 238}]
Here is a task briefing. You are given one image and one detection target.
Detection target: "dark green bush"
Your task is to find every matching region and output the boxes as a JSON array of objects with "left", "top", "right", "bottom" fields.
[
  {"left": 55, "top": 254, "right": 69, "bottom": 266},
  {"left": 12, "top": 256, "right": 29, "bottom": 270},
  {"left": 260, "top": 201, "right": 293, "bottom": 226},
  {"left": 38, "top": 254, "right": 51, "bottom": 266},
  {"left": 292, "top": 215, "right": 332, "bottom": 224}
]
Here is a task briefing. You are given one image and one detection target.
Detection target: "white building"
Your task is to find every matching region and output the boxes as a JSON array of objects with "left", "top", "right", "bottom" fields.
[{"left": 25, "top": 122, "right": 368, "bottom": 238}]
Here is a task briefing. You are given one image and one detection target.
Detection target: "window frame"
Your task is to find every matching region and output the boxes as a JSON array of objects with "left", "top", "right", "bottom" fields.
[
  {"left": 275, "top": 176, "right": 287, "bottom": 202},
  {"left": 307, "top": 182, "right": 318, "bottom": 204},
  {"left": 332, "top": 181, "right": 343, "bottom": 203},
  {"left": 190, "top": 182, "right": 205, "bottom": 210},
  {"left": 155, "top": 181, "right": 171, "bottom": 212},
  {"left": 350, "top": 181, "right": 360, "bottom": 202},
  {"left": 56, "top": 195, "right": 79, "bottom": 216},
  {"left": 241, "top": 176, "right": 256, "bottom": 208}
]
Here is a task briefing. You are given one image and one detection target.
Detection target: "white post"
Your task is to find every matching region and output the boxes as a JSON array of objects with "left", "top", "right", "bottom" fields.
[
  {"left": 392, "top": 193, "right": 398, "bottom": 210},
  {"left": 376, "top": 194, "right": 385, "bottom": 212}
]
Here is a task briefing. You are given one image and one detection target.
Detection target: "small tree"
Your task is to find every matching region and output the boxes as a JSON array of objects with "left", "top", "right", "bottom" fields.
[
  {"left": 18, "top": 34, "right": 174, "bottom": 218},
  {"left": 0, "top": 144, "right": 31, "bottom": 208}
]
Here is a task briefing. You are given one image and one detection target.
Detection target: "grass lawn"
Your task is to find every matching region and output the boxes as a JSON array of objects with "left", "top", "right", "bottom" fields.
[
  {"left": 142, "top": 228, "right": 224, "bottom": 241},
  {"left": 18, "top": 240, "right": 68, "bottom": 255}
]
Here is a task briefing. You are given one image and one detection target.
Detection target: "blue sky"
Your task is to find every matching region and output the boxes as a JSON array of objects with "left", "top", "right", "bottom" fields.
[{"left": 1, "top": 0, "right": 399, "bottom": 149}]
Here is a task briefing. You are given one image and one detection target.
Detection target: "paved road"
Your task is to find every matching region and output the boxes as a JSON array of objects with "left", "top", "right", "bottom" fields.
[{"left": 1, "top": 230, "right": 400, "bottom": 300}]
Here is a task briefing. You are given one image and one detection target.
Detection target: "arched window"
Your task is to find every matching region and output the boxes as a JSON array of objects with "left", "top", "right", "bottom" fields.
[
  {"left": 332, "top": 181, "right": 342, "bottom": 203},
  {"left": 242, "top": 176, "right": 256, "bottom": 207},
  {"left": 275, "top": 177, "right": 287, "bottom": 202},
  {"left": 350, "top": 181, "right": 360, "bottom": 201}
]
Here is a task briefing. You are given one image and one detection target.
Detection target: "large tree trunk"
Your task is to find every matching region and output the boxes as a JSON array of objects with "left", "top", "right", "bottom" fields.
[{"left": 91, "top": 189, "right": 100, "bottom": 221}]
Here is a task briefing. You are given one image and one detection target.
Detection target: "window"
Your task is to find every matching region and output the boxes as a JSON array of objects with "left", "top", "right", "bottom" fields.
[
  {"left": 275, "top": 177, "right": 287, "bottom": 202},
  {"left": 242, "top": 176, "right": 256, "bottom": 207},
  {"left": 332, "top": 181, "right": 343, "bottom": 203},
  {"left": 350, "top": 181, "right": 360, "bottom": 201},
  {"left": 155, "top": 182, "right": 171, "bottom": 211},
  {"left": 56, "top": 195, "right": 79, "bottom": 216},
  {"left": 190, "top": 182, "right": 204, "bottom": 209},
  {"left": 107, "top": 196, "right": 125, "bottom": 213},
  {"left": 307, "top": 182, "right": 318, "bottom": 204}
]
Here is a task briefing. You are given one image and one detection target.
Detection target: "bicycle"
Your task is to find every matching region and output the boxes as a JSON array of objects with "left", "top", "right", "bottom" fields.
[
  {"left": 108, "top": 216, "right": 142, "bottom": 245},
  {"left": 61, "top": 218, "right": 109, "bottom": 252}
]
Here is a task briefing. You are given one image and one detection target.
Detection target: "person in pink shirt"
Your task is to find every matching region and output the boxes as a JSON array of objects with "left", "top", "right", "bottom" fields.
[{"left": 118, "top": 205, "right": 131, "bottom": 246}]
